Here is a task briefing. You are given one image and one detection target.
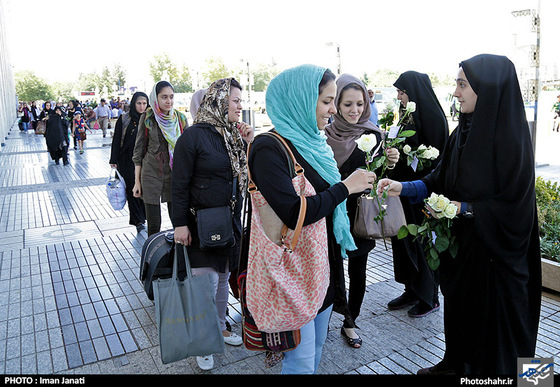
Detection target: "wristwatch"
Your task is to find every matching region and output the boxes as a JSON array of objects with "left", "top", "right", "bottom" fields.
[{"left": 462, "top": 202, "right": 474, "bottom": 218}]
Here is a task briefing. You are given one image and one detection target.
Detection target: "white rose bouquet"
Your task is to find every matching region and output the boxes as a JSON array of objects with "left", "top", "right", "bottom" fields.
[
  {"left": 403, "top": 144, "right": 440, "bottom": 172},
  {"left": 397, "top": 193, "right": 459, "bottom": 270}
]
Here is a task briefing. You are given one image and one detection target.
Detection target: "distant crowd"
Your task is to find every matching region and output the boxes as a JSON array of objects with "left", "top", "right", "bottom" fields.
[{"left": 17, "top": 96, "right": 132, "bottom": 136}]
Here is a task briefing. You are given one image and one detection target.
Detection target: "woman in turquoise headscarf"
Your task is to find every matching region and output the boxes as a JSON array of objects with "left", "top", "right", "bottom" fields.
[{"left": 248, "top": 64, "right": 376, "bottom": 374}]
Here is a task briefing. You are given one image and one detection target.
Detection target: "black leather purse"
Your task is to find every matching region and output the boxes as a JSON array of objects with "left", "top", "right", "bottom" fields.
[{"left": 195, "top": 177, "right": 237, "bottom": 250}]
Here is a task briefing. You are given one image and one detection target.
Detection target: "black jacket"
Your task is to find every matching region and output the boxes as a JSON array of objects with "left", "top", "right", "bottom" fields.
[{"left": 171, "top": 123, "right": 242, "bottom": 273}]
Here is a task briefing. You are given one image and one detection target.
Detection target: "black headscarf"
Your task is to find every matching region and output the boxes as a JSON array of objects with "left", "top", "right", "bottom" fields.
[
  {"left": 393, "top": 71, "right": 448, "bottom": 153},
  {"left": 431, "top": 54, "right": 538, "bottom": 259},
  {"left": 129, "top": 91, "right": 149, "bottom": 124},
  {"left": 392, "top": 71, "right": 448, "bottom": 184}
]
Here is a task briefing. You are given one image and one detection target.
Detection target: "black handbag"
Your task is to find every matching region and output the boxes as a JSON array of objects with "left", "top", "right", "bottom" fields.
[{"left": 195, "top": 177, "right": 237, "bottom": 250}]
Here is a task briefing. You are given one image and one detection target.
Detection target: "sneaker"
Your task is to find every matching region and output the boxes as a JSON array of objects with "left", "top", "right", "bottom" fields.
[
  {"left": 196, "top": 355, "right": 214, "bottom": 370},
  {"left": 407, "top": 302, "right": 440, "bottom": 318},
  {"left": 136, "top": 223, "right": 145, "bottom": 232},
  {"left": 223, "top": 332, "right": 243, "bottom": 346},
  {"left": 387, "top": 292, "right": 418, "bottom": 310}
]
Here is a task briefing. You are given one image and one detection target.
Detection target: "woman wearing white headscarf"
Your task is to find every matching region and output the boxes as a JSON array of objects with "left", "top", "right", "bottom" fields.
[{"left": 132, "top": 81, "right": 189, "bottom": 236}]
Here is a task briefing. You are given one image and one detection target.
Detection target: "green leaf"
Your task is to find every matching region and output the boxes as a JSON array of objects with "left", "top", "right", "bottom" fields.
[
  {"left": 397, "top": 226, "right": 409, "bottom": 239},
  {"left": 435, "top": 236, "right": 450, "bottom": 252},
  {"left": 428, "top": 258, "right": 440, "bottom": 271},
  {"left": 449, "top": 241, "right": 459, "bottom": 258},
  {"left": 429, "top": 248, "right": 438, "bottom": 260},
  {"left": 407, "top": 224, "right": 418, "bottom": 236},
  {"left": 399, "top": 130, "right": 416, "bottom": 138}
]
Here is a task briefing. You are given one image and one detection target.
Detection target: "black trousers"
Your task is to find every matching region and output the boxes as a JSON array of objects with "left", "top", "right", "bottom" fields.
[{"left": 145, "top": 202, "right": 172, "bottom": 236}]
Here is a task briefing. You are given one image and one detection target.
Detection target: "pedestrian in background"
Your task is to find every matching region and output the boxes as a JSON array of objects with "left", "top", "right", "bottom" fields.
[
  {"left": 72, "top": 111, "right": 92, "bottom": 154},
  {"left": 367, "top": 88, "right": 378, "bottom": 125},
  {"left": 110, "top": 91, "right": 149, "bottom": 232},
  {"left": 94, "top": 99, "right": 112, "bottom": 137},
  {"left": 132, "top": 81, "right": 188, "bottom": 236},
  {"left": 45, "top": 105, "right": 69, "bottom": 165}
]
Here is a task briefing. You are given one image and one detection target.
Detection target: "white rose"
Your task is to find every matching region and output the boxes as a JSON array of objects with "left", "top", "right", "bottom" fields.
[
  {"left": 355, "top": 134, "right": 377, "bottom": 153},
  {"left": 428, "top": 147, "right": 439, "bottom": 160},
  {"left": 443, "top": 203, "right": 458, "bottom": 219},
  {"left": 385, "top": 100, "right": 396, "bottom": 111},
  {"left": 418, "top": 144, "right": 427, "bottom": 152},
  {"left": 433, "top": 195, "right": 450, "bottom": 212},
  {"left": 406, "top": 101, "right": 417, "bottom": 113},
  {"left": 426, "top": 192, "right": 439, "bottom": 208},
  {"left": 403, "top": 144, "right": 412, "bottom": 155}
]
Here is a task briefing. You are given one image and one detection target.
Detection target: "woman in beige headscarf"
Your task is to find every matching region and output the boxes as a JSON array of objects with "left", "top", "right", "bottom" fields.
[{"left": 324, "top": 73, "right": 399, "bottom": 348}]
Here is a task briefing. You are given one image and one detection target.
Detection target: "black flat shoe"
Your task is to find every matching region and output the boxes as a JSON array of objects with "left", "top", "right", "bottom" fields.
[
  {"left": 417, "top": 361, "right": 455, "bottom": 375},
  {"left": 408, "top": 302, "right": 440, "bottom": 318},
  {"left": 387, "top": 292, "right": 418, "bottom": 310},
  {"left": 341, "top": 327, "right": 362, "bottom": 348}
]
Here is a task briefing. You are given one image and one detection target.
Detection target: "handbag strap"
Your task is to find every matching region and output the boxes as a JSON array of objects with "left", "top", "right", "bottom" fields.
[
  {"left": 173, "top": 244, "right": 192, "bottom": 279},
  {"left": 246, "top": 131, "right": 307, "bottom": 253},
  {"left": 246, "top": 131, "right": 303, "bottom": 193}
]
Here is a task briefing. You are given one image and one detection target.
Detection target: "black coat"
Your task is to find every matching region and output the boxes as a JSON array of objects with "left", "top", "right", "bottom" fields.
[{"left": 171, "top": 123, "right": 242, "bottom": 273}]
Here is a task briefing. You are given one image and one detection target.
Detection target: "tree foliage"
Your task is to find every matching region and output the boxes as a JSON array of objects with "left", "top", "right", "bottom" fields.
[{"left": 15, "top": 70, "right": 54, "bottom": 101}]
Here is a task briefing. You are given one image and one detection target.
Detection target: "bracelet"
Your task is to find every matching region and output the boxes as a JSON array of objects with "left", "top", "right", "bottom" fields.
[{"left": 387, "top": 164, "right": 395, "bottom": 170}]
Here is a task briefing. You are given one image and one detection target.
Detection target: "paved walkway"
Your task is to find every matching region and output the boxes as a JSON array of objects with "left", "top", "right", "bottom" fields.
[{"left": 0, "top": 120, "right": 559, "bottom": 379}]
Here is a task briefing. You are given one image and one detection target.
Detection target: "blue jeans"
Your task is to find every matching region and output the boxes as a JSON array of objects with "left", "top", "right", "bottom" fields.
[{"left": 281, "top": 304, "right": 333, "bottom": 374}]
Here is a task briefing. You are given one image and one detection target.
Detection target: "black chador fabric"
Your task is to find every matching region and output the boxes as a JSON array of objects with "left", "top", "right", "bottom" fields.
[
  {"left": 45, "top": 109, "right": 67, "bottom": 160},
  {"left": 423, "top": 54, "right": 541, "bottom": 375},
  {"left": 390, "top": 71, "right": 449, "bottom": 307},
  {"left": 109, "top": 92, "right": 149, "bottom": 226}
]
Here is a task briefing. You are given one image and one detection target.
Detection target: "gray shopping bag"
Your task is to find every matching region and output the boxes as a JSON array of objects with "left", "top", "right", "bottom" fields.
[{"left": 153, "top": 245, "right": 225, "bottom": 364}]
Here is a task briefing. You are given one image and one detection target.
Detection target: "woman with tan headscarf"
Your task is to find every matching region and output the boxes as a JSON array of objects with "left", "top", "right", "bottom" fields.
[{"left": 324, "top": 73, "right": 399, "bottom": 348}]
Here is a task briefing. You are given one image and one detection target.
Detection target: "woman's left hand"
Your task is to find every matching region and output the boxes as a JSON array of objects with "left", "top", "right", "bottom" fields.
[{"left": 238, "top": 122, "right": 254, "bottom": 143}]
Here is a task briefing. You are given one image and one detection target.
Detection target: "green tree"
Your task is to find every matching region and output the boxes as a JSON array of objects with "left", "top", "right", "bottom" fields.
[
  {"left": 77, "top": 72, "right": 101, "bottom": 93},
  {"left": 149, "top": 53, "right": 179, "bottom": 83},
  {"left": 112, "top": 63, "right": 127, "bottom": 90},
  {"left": 174, "top": 65, "right": 193, "bottom": 93},
  {"left": 251, "top": 64, "right": 278, "bottom": 92},
  {"left": 202, "top": 57, "right": 232, "bottom": 86},
  {"left": 368, "top": 69, "right": 401, "bottom": 87},
  {"left": 52, "top": 81, "right": 75, "bottom": 101},
  {"left": 14, "top": 70, "right": 54, "bottom": 101}
]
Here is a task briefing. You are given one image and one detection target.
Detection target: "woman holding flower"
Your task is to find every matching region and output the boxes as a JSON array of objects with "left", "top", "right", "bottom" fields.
[
  {"left": 248, "top": 65, "right": 376, "bottom": 374},
  {"left": 386, "top": 71, "right": 449, "bottom": 318},
  {"left": 378, "top": 54, "right": 541, "bottom": 375},
  {"left": 324, "top": 73, "right": 398, "bottom": 348}
]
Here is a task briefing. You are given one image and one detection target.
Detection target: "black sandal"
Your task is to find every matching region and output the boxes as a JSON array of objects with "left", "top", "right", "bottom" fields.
[{"left": 341, "top": 327, "right": 362, "bottom": 348}]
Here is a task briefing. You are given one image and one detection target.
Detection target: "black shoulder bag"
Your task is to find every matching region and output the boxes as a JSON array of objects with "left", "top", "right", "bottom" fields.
[{"left": 195, "top": 177, "right": 237, "bottom": 250}]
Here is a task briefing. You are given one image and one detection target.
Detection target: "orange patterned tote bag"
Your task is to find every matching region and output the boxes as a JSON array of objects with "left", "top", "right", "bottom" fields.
[{"left": 245, "top": 132, "right": 329, "bottom": 333}]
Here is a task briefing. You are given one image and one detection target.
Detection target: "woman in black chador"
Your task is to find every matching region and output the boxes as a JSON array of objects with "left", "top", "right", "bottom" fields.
[
  {"left": 378, "top": 54, "right": 541, "bottom": 375},
  {"left": 388, "top": 71, "right": 448, "bottom": 317},
  {"left": 44, "top": 105, "right": 69, "bottom": 165},
  {"left": 110, "top": 91, "right": 149, "bottom": 231}
]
